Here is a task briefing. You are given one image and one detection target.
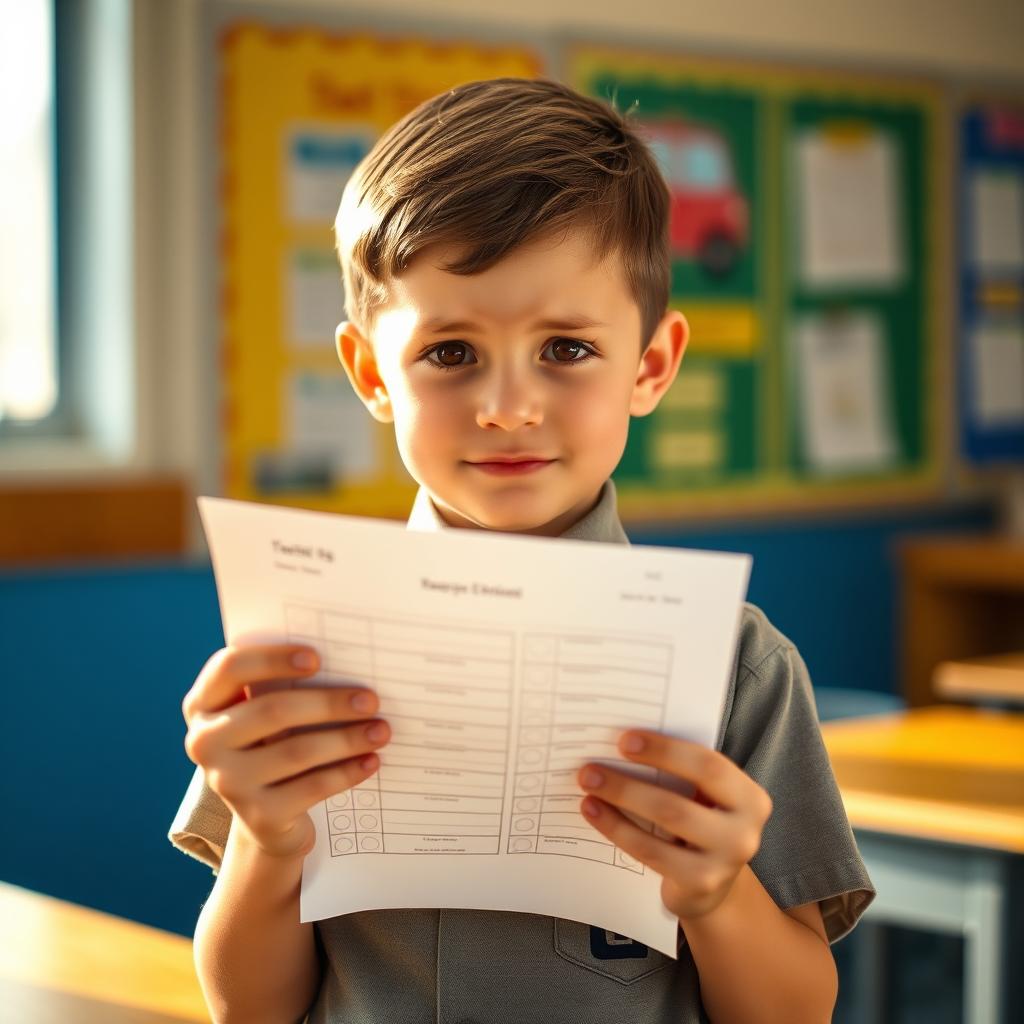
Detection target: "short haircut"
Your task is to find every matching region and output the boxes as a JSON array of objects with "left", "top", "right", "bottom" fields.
[{"left": 334, "top": 77, "right": 670, "bottom": 350}]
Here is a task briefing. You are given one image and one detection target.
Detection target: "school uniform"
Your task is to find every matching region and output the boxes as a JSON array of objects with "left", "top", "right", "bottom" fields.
[{"left": 170, "top": 479, "right": 874, "bottom": 1023}]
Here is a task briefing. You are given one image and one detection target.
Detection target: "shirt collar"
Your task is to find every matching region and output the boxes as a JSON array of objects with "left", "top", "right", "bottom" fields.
[{"left": 405, "top": 480, "right": 630, "bottom": 546}]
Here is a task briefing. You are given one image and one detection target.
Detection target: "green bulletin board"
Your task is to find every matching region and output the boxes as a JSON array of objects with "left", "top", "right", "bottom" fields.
[{"left": 566, "top": 45, "right": 946, "bottom": 521}]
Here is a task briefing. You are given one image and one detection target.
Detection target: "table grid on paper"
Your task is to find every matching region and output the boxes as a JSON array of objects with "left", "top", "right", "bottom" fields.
[
  {"left": 508, "top": 632, "right": 672, "bottom": 873},
  {"left": 285, "top": 602, "right": 514, "bottom": 857}
]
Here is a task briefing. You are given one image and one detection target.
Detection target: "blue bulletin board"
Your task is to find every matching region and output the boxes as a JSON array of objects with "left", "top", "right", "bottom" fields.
[{"left": 958, "top": 101, "right": 1024, "bottom": 466}]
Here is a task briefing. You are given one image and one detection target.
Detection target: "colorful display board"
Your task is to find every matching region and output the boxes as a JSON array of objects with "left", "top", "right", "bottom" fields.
[
  {"left": 213, "top": 17, "right": 948, "bottom": 523},
  {"left": 957, "top": 100, "right": 1024, "bottom": 466},
  {"left": 566, "top": 45, "right": 946, "bottom": 520},
  {"left": 216, "top": 21, "right": 543, "bottom": 516}
]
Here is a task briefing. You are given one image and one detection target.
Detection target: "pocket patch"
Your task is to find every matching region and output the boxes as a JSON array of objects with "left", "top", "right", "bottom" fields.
[
  {"left": 553, "top": 919, "right": 671, "bottom": 985},
  {"left": 589, "top": 928, "right": 649, "bottom": 960}
]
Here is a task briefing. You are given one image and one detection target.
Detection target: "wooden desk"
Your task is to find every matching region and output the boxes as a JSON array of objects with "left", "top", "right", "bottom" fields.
[
  {"left": 821, "top": 706, "right": 1024, "bottom": 1024},
  {"left": 0, "top": 882, "right": 210, "bottom": 1023}
]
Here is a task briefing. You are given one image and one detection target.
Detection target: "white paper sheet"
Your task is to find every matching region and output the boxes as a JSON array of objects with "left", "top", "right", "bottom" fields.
[
  {"left": 287, "top": 248, "right": 345, "bottom": 349},
  {"left": 286, "top": 129, "right": 371, "bottom": 224},
  {"left": 969, "top": 321, "right": 1024, "bottom": 426},
  {"left": 198, "top": 497, "right": 751, "bottom": 958},
  {"left": 970, "top": 172, "right": 1024, "bottom": 274},
  {"left": 286, "top": 371, "right": 375, "bottom": 480},
  {"left": 796, "top": 127, "right": 904, "bottom": 289},
  {"left": 795, "top": 311, "right": 899, "bottom": 473}
]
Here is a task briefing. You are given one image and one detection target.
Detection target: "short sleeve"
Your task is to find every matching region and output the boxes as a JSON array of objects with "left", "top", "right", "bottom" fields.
[
  {"left": 168, "top": 765, "right": 233, "bottom": 873},
  {"left": 717, "top": 605, "right": 876, "bottom": 944}
]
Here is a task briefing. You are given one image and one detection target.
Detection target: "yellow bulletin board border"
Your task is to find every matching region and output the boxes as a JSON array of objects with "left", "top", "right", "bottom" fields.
[
  {"left": 555, "top": 36, "right": 951, "bottom": 525},
  {"left": 202, "top": 2, "right": 554, "bottom": 519}
]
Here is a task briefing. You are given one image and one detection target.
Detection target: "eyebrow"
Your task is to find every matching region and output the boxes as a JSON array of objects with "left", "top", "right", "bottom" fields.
[{"left": 418, "top": 314, "right": 607, "bottom": 334}]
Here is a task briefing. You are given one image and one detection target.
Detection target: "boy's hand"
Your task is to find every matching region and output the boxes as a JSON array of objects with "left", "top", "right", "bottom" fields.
[
  {"left": 181, "top": 644, "right": 390, "bottom": 859},
  {"left": 577, "top": 732, "right": 772, "bottom": 922}
]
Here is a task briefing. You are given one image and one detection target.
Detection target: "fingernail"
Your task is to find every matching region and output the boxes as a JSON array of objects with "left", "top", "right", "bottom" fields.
[
  {"left": 359, "top": 753, "right": 379, "bottom": 772},
  {"left": 582, "top": 797, "right": 601, "bottom": 819},
  {"left": 623, "top": 734, "right": 645, "bottom": 754},
  {"left": 290, "top": 650, "right": 318, "bottom": 670},
  {"left": 366, "top": 722, "right": 388, "bottom": 743},
  {"left": 581, "top": 767, "right": 604, "bottom": 789},
  {"left": 351, "top": 692, "right": 375, "bottom": 713}
]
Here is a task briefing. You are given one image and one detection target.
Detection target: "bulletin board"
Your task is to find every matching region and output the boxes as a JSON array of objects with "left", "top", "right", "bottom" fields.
[
  {"left": 213, "top": 16, "right": 545, "bottom": 517},
  {"left": 565, "top": 44, "right": 947, "bottom": 521},
  {"left": 956, "top": 98, "right": 1024, "bottom": 466}
]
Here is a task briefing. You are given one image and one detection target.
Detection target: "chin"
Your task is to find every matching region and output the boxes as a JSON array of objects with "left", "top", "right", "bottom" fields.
[
  {"left": 463, "top": 497, "right": 560, "bottom": 534},
  {"left": 473, "top": 508, "right": 548, "bottom": 532}
]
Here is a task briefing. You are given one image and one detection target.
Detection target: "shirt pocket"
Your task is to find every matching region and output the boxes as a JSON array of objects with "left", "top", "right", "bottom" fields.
[{"left": 552, "top": 919, "right": 676, "bottom": 985}]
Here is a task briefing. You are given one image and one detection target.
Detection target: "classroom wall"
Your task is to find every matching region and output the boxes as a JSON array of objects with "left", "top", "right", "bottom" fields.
[{"left": 139, "top": 0, "right": 1024, "bottom": 513}]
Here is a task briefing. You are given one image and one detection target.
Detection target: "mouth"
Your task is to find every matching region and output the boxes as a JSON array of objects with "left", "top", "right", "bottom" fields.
[{"left": 467, "top": 457, "right": 555, "bottom": 476}]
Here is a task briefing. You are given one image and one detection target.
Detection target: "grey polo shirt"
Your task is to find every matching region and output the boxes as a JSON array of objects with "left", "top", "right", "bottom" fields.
[{"left": 170, "top": 480, "right": 875, "bottom": 1024}]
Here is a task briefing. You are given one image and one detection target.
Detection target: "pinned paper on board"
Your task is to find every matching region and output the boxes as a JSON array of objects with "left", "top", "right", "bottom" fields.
[
  {"left": 969, "top": 321, "right": 1024, "bottom": 427},
  {"left": 795, "top": 124, "right": 904, "bottom": 289},
  {"left": 794, "top": 311, "right": 898, "bottom": 473},
  {"left": 287, "top": 129, "right": 373, "bottom": 224},
  {"left": 969, "top": 172, "right": 1024, "bottom": 274},
  {"left": 288, "top": 248, "right": 345, "bottom": 349},
  {"left": 650, "top": 429, "right": 724, "bottom": 472},
  {"left": 287, "top": 370, "right": 375, "bottom": 480}
]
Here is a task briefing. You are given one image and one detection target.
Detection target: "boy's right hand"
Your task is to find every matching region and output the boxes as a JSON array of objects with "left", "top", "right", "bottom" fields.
[{"left": 181, "top": 644, "right": 389, "bottom": 859}]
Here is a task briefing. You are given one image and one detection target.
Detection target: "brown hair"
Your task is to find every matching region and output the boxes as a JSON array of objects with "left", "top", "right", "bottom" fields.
[{"left": 334, "top": 77, "right": 670, "bottom": 350}]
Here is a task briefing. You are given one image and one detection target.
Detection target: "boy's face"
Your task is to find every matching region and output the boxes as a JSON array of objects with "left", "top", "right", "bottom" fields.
[{"left": 337, "top": 226, "right": 687, "bottom": 536}]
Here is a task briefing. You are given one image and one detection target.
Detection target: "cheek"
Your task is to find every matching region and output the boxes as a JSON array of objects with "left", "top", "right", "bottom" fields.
[
  {"left": 562, "top": 378, "right": 632, "bottom": 438},
  {"left": 392, "top": 386, "right": 459, "bottom": 464}
]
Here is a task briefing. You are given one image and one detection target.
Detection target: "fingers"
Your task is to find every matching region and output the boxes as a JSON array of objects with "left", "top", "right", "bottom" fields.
[
  {"left": 580, "top": 794, "right": 708, "bottom": 880},
  {"left": 240, "top": 718, "right": 391, "bottom": 788},
  {"left": 195, "top": 684, "right": 380, "bottom": 755},
  {"left": 182, "top": 643, "right": 394, "bottom": 857},
  {"left": 182, "top": 644, "right": 322, "bottom": 723},
  {"left": 255, "top": 753, "right": 381, "bottom": 830},
  {"left": 216, "top": 750, "right": 382, "bottom": 849},
  {"left": 578, "top": 764, "right": 737, "bottom": 856},
  {"left": 616, "top": 731, "right": 772, "bottom": 822}
]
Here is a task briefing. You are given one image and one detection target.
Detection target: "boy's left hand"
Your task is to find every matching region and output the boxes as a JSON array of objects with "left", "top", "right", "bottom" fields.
[{"left": 577, "top": 731, "right": 773, "bottom": 922}]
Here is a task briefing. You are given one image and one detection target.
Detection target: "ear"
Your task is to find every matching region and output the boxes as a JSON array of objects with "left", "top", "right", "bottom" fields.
[
  {"left": 629, "top": 309, "right": 689, "bottom": 417},
  {"left": 335, "top": 320, "right": 394, "bottom": 424}
]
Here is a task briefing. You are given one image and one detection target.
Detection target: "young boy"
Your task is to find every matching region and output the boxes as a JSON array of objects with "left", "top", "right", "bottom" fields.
[{"left": 171, "top": 77, "right": 874, "bottom": 1024}]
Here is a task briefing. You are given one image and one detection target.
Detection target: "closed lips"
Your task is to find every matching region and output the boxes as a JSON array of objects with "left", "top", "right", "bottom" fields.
[{"left": 472, "top": 456, "right": 553, "bottom": 463}]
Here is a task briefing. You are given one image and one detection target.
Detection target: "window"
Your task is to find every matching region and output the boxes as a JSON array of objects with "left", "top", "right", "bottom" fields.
[
  {"left": 0, "top": 0, "right": 57, "bottom": 426},
  {"left": 0, "top": 0, "right": 136, "bottom": 467}
]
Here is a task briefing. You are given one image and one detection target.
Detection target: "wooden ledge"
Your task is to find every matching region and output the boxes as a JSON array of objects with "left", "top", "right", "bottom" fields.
[{"left": 0, "top": 476, "right": 189, "bottom": 565}]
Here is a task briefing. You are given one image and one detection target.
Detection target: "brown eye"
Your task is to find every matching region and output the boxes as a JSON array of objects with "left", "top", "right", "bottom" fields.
[
  {"left": 545, "top": 338, "right": 595, "bottom": 364},
  {"left": 437, "top": 343, "right": 466, "bottom": 365},
  {"left": 426, "top": 342, "right": 475, "bottom": 370}
]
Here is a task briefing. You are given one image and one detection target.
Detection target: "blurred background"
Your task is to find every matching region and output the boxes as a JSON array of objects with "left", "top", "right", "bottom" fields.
[{"left": 1, "top": 1, "right": 1023, "bottom": 1021}]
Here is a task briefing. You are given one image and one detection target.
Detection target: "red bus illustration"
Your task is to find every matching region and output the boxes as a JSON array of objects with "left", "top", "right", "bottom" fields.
[{"left": 642, "top": 121, "right": 749, "bottom": 278}]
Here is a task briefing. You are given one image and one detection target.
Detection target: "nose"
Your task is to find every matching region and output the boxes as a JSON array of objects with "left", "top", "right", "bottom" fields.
[{"left": 474, "top": 364, "right": 544, "bottom": 431}]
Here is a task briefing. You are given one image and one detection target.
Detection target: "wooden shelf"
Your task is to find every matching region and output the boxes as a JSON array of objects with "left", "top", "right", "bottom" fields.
[
  {"left": 898, "top": 535, "right": 1024, "bottom": 706},
  {"left": 934, "top": 652, "right": 1024, "bottom": 703},
  {"left": 0, "top": 477, "right": 188, "bottom": 565}
]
